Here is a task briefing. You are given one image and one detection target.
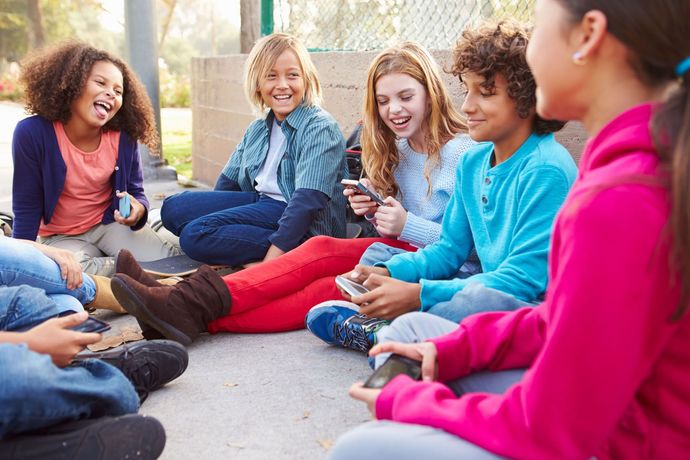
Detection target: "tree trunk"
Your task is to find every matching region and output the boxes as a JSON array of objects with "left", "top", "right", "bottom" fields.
[
  {"left": 26, "top": 0, "right": 45, "bottom": 49},
  {"left": 240, "top": 0, "right": 261, "bottom": 53},
  {"left": 159, "top": 0, "right": 177, "bottom": 49}
]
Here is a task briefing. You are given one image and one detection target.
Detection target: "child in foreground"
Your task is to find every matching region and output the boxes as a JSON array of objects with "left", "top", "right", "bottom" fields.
[{"left": 331, "top": 1, "right": 690, "bottom": 459}]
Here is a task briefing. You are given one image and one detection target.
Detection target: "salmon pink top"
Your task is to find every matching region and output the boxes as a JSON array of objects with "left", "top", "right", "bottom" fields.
[{"left": 39, "top": 123, "right": 119, "bottom": 236}]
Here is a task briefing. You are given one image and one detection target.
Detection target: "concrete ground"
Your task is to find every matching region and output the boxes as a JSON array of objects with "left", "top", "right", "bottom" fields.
[{"left": 1, "top": 101, "right": 372, "bottom": 459}]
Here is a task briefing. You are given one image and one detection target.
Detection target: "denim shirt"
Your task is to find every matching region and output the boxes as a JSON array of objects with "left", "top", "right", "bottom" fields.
[{"left": 220, "top": 104, "right": 348, "bottom": 242}]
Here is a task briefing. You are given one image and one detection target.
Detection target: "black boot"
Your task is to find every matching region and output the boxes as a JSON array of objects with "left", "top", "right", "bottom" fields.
[{"left": 111, "top": 266, "right": 231, "bottom": 345}]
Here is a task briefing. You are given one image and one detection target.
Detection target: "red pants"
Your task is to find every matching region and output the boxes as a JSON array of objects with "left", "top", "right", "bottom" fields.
[{"left": 207, "top": 236, "right": 415, "bottom": 333}]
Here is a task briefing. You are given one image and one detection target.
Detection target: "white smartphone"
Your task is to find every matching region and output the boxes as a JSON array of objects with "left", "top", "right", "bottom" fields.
[{"left": 335, "top": 275, "right": 370, "bottom": 297}]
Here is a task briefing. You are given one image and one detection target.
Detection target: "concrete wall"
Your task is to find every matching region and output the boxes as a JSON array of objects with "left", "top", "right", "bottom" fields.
[{"left": 191, "top": 50, "right": 587, "bottom": 185}]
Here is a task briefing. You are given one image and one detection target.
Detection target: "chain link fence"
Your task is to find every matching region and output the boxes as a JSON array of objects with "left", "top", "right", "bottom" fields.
[{"left": 272, "top": 0, "right": 535, "bottom": 51}]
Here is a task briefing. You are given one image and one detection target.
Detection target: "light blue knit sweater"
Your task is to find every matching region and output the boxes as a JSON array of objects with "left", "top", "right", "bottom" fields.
[{"left": 392, "top": 135, "right": 475, "bottom": 248}]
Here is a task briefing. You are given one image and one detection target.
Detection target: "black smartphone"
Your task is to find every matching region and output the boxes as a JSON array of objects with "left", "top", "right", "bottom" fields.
[
  {"left": 335, "top": 275, "right": 370, "bottom": 297},
  {"left": 340, "top": 179, "right": 385, "bottom": 206},
  {"left": 70, "top": 316, "right": 111, "bottom": 334},
  {"left": 363, "top": 353, "right": 422, "bottom": 389},
  {"left": 355, "top": 182, "right": 386, "bottom": 206}
]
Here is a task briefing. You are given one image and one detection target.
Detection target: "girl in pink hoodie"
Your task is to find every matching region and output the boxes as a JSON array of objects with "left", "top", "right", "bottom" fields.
[{"left": 330, "top": 1, "right": 690, "bottom": 459}]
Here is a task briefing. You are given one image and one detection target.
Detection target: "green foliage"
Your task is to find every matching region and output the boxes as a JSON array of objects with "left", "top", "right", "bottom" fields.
[
  {"left": 0, "top": 1, "right": 29, "bottom": 60},
  {"left": 161, "top": 108, "right": 192, "bottom": 177},
  {"left": 160, "top": 69, "right": 191, "bottom": 108}
]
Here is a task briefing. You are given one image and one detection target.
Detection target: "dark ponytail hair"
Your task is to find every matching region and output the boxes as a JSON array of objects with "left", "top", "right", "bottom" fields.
[{"left": 558, "top": 0, "right": 690, "bottom": 318}]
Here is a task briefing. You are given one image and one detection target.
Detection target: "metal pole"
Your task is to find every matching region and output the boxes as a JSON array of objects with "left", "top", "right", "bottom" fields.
[
  {"left": 260, "top": 0, "right": 274, "bottom": 36},
  {"left": 124, "top": 0, "right": 177, "bottom": 181}
]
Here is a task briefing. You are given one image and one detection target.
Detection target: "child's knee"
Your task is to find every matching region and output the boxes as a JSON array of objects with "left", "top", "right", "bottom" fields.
[
  {"left": 160, "top": 193, "right": 188, "bottom": 232},
  {"left": 379, "top": 311, "right": 428, "bottom": 344}
]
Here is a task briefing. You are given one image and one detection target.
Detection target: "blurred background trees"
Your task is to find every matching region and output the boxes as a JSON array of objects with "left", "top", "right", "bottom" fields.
[{"left": 0, "top": 0, "right": 241, "bottom": 106}]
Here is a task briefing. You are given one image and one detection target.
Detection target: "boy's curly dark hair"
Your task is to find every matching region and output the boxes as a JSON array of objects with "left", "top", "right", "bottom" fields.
[
  {"left": 448, "top": 20, "right": 566, "bottom": 135},
  {"left": 19, "top": 40, "right": 158, "bottom": 151}
]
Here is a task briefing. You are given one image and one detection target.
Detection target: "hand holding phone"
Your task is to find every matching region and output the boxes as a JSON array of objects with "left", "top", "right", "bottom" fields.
[
  {"left": 335, "top": 275, "right": 370, "bottom": 297},
  {"left": 69, "top": 316, "right": 111, "bottom": 334},
  {"left": 341, "top": 179, "right": 386, "bottom": 207},
  {"left": 59, "top": 311, "right": 112, "bottom": 334},
  {"left": 119, "top": 194, "right": 131, "bottom": 218},
  {"left": 363, "top": 353, "right": 422, "bottom": 389}
]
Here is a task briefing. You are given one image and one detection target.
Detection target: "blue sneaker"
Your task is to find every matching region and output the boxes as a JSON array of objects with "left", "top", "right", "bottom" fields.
[{"left": 305, "top": 301, "right": 390, "bottom": 353}]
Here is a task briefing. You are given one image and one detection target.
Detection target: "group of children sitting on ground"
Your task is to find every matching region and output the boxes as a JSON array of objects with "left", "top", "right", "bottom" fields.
[{"left": 2, "top": 0, "right": 690, "bottom": 458}]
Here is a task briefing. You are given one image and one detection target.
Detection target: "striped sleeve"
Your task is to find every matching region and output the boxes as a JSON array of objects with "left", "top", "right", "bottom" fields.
[{"left": 291, "top": 118, "right": 345, "bottom": 197}]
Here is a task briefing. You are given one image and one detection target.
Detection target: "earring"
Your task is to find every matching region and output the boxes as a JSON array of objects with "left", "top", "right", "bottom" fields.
[{"left": 572, "top": 51, "right": 586, "bottom": 65}]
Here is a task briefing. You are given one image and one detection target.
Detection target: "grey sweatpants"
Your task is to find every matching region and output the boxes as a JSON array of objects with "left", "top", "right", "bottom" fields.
[{"left": 40, "top": 222, "right": 180, "bottom": 276}]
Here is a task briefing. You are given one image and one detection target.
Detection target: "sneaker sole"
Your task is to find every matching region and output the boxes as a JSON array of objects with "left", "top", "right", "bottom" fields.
[
  {"left": 0, "top": 414, "right": 165, "bottom": 460},
  {"left": 111, "top": 277, "right": 193, "bottom": 346}
]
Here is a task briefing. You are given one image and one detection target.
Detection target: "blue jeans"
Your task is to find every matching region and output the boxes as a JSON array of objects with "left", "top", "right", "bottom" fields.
[
  {"left": 161, "top": 190, "right": 287, "bottom": 265},
  {"left": 359, "top": 242, "right": 483, "bottom": 279},
  {"left": 0, "top": 237, "right": 95, "bottom": 313},
  {"left": 425, "top": 281, "right": 532, "bottom": 323},
  {"left": 0, "top": 285, "right": 138, "bottom": 438}
]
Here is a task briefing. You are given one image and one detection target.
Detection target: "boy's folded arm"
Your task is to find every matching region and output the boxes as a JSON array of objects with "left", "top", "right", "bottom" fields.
[
  {"left": 213, "top": 174, "right": 241, "bottom": 191},
  {"left": 269, "top": 188, "right": 328, "bottom": 252},
  {"left": 383, "top": 170, "right": 473, "bottom": 283}
]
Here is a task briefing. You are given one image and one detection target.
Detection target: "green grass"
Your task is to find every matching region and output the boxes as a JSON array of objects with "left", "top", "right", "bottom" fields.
[{"left": 161, "top": 108, "right": 193, "bottom": 179}]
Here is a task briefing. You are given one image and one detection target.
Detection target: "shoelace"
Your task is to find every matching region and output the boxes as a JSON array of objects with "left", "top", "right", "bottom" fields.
[
  {"left": 115, "top": 349, "right": 160, "bottom": 403},
  {"left": 333, "top": 314, "right": 376, "bottom": 353}
]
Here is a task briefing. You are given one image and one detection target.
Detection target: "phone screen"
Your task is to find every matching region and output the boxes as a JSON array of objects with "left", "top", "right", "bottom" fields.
[
  {"left": 363, "top": 354, "right": 422, "bottom": 389},
  {"left": 70, "top": 317, "right": 111, "bottom": 334}
]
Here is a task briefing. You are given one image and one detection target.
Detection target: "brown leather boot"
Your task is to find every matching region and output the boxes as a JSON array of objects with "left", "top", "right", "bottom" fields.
[
  {"left": 111, "top": 266, "right": 231, "bottom": 345},
  {"left": 115, "top": 249, "right": 160, "bottom": 287},
  {"left": 85, "top": 275, "right": 127, "bottom": 314}
]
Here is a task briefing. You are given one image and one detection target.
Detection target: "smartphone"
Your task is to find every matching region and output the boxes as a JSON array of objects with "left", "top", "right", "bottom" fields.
[
  {"left": 341, "top": 179, "right": 359, "bottom": 190},
  {"left": 340, "top": 179, "right": 385, "bottom": 206},
  {"left": 70, "top": 316, "right": 111, "bottom": 334},
  {"left": 355, "top": 182, "right": 385, "bottom": 206},
  {"left": 363, "top": 353, "right": 422, "bottom": 389},
  {"left": 119, "top": 194, "right": 131, "bottom": 218},
  {"left": 335, "top": 275, "right": 370, "bottom": 297}
]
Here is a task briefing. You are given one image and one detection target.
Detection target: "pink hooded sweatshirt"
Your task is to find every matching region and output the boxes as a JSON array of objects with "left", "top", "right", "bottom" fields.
[{"left": 376, "top": 103, "right": 690, "bottom": 459}]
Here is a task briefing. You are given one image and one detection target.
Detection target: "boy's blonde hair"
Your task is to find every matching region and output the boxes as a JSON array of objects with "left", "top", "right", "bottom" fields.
[
  {"left": 361, "top": 42, "right": 467, "bottom": 198},
  {"left": 244, "top": 33, "right": 322, "bottom": 112}
]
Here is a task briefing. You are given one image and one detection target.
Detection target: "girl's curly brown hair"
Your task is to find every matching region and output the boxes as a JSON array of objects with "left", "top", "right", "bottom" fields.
[
  {"left": 19, "top": 40, "right": 158, "bottom": 151},
  {"left": 448, "top": 20, "right": 566, "bottom": 135}
]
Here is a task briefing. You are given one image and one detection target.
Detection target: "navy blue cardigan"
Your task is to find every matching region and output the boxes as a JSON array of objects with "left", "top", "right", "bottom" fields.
[{"left": 11, "top": 115, "right": 149, "bottom": 240}]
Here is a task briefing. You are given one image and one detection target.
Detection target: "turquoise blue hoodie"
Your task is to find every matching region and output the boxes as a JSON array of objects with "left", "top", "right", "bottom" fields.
[{"left": 382, "top": 132, "right": 577, "bottom": 308}]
